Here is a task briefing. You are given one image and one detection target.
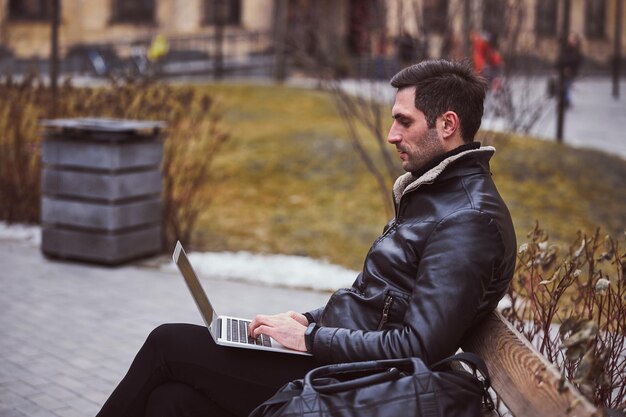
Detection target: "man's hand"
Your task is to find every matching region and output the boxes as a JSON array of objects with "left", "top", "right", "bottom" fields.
[{"left": 248, "top": 311, "right": 308, "bottom": 352}]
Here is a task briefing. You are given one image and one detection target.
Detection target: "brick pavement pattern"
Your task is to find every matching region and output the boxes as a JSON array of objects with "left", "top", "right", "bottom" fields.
[{"left": 0, "top": 240, "right": 330, "bottom": 417}]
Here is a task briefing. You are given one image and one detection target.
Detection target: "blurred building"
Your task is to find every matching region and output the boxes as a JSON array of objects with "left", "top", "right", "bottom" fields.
[
  {"left": 0, "top": 0, "right": 272, "bottom": 61},
  {"left": 0, "top": 0, "right": 623, "bottom": 76},
  {"left": 390, "top": 0, "right": 624, "bottom": 69}
]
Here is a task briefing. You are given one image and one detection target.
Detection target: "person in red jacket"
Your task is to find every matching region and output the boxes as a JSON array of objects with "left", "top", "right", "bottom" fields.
[{"left": 472, "top": 31, "right": 504, "bottom": 91}]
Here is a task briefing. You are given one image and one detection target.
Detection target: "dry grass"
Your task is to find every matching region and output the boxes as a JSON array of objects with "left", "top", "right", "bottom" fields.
[
  {"left": 188, "top": 83, "right": 626, "bottom": 270},
  {"left": 1, "top": 80, "right": 624, "bottom": 270},
  {"left": 483, "top": 131, "right": 626, "bottom": 247},
  {"left": 191, "top": 83, "right": 388, "bottom": 268}
]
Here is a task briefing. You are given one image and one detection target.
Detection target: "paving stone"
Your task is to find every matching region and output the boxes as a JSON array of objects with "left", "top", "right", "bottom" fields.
[
  {"left": 60, "top": 395, "right": 100, "bottom": 415},
  {"left": 48, "top": 375, "right": 84, "bottom": 394},
  {"left": 0, "top": 373, "right": 17, "bottom": 384},
  {"left": 14, "top": 401, "right": 48, "bottom": 417},
  {"left": 66, "top": 357, "right": 100, "bottom": 371},
  {"left": 26, "top": 357, "right": 68, "bottom": 377},
  {"left": 81, "top": 389, "right": 109, "bottom": 407},
  {"left": 52, "top": 406, "right": 85, "bottom": 417},
  {"left": 0, "top": 387, "right": 32, "bottom": 408},
  {"left": 40, "top": 385, "right": 77, "bottom": 402},
  {"left": 0, "top": 406, "right": 30, "bottom": 417},
  {"left": 88, "top": 366, "right": 124, "bottom": 385},
  {"left": 6, "top": 381, "right": 41, "bottom": 398},
  {"left": 80, "top": 374, "right": 115, "bottom": 393},
  {"left": 20, "top": 407, "right": 60, "bottom": 417},
  {"left": 11, "top": 370, "right": 51, "bottom": 388},
  {"left": 29, "top": 394, "right": 66, "bottom": 411}
]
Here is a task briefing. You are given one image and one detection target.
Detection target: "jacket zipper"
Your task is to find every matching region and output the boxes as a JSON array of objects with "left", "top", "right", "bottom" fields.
[
  {"left": 396, "top": 180, "right": 433, "bottom": 218},
  {"left": 377, "top": 295, "right": 393, "bottom": 330},
  {"left": 374, "top": 181, "right": 433, "bottom": 248}
]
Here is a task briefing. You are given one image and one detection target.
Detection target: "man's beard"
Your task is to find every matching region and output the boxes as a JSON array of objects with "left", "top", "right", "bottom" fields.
[{"left": 401, "top": 128, "right": 444, "bottom": 173}]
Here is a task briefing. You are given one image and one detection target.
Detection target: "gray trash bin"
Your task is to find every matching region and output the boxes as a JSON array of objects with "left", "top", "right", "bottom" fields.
[{"left": 40, "top": 118, "right": 166, "bottom": 264}]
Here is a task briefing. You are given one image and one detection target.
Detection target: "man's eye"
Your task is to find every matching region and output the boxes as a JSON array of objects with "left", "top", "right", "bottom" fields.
[{"left": 392, "top": 115, "right": 411, "bottom": 127}]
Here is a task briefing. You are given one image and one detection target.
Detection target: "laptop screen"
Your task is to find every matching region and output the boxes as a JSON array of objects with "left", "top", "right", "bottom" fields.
[{"left": 173, "top": 241, "right": 216, "bottom": 327}]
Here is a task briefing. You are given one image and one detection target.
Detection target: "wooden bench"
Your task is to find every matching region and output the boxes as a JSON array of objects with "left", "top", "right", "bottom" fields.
[{"left": 461, "top": 311, "right": 601, "bottom": 417}]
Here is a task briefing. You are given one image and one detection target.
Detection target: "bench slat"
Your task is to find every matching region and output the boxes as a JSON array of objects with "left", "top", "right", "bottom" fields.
[{"left": 461, "top": 311, "right": 599, "bottom": 417}]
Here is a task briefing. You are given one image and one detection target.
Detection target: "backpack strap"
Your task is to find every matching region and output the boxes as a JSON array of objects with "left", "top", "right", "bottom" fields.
[{"left": 432, "top": 352, "right": 494, "bottom": 411}]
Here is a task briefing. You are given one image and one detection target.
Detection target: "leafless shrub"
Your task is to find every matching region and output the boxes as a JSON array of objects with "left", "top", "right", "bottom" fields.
[
  {"left": 503, "top": 223, "right": 626, "bottom": 411},
  {"left": 0, "top": 75, "right": 229, "bottom": 250},
  {"left": 0, "top": 73, "right": 48, "bottom": 223},
  {"left": 328, "top": 80, "right": 400, "bottom": 218}
]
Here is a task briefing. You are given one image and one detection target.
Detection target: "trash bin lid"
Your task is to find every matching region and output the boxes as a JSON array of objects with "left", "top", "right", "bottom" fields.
[{"left": 41, "top": 117, "right": 166, "bottom": 140}]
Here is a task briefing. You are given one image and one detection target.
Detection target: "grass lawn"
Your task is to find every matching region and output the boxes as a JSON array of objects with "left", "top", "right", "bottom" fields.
[{"left": 187, "top": 83, "right": 626, "bottom": 271}]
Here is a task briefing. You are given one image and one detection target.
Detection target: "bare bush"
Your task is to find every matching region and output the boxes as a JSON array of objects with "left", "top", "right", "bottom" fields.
[
  {"left": 0, "top": 76, "right": 229, "bottom": 250},
  {"left": 328, "top": 80, "right": 400, "bottom": 218},
  {"left": 0, "top": 74, "right": 47, "bottom": 223},
  {"left": 503, "top": 223, "right": 626, "bottom": 411}
]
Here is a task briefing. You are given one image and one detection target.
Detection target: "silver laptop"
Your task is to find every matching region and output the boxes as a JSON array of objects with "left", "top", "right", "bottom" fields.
[{"left": 173, "top": 241, "right": 312, "bottom": 356}]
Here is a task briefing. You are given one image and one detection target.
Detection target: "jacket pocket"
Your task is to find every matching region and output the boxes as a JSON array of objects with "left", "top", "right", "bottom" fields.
[
  {"left": 319, "top": 288, "right": 410, "bottom": 331},
  {"left": 377, "top": 290, "right": 410, "bottom": 330}
]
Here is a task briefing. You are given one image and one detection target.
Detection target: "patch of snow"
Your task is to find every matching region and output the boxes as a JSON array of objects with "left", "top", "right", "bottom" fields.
[
  {"left": 0, "top": 222, "right": 357, "bottom": 291},
  {"left": 165, "top": 250, "right": 358, "bottom": 292},
  {"left": 0, "top": 222, "right": 41, "bottom": 246}
]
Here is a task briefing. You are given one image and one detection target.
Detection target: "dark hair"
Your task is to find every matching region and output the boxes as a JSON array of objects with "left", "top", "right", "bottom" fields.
[{"left": 390, "top": 59, "right": 487, "bottom": 142}]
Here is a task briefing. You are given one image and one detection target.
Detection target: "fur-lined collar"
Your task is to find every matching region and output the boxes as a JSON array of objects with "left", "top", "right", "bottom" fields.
[{"left": 392, "top": 146, "right": 496, "bottom": 204}]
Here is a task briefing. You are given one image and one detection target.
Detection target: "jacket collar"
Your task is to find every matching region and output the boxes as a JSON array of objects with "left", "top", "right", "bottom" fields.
[{"left": 392, "top": 146, "right": 496, "bottom": 204}]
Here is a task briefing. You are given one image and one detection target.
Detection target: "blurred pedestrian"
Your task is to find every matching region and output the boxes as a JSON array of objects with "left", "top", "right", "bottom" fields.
[
  {"left": 147, "top": 34, "right": 169, "bottom": 63},
  {"left": 395, "top": 30, "right": 416, "bottom": 68},
  {"left": 555, "top": 33, "right": 583, "bottom": 108},
  {"left": 471, "top": 31, "right": 504, "bottom": 91}
]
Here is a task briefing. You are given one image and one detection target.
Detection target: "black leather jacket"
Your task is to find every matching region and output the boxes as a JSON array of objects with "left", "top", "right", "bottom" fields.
[{"left": 306, "top": 146, "right": 517, "bottom": 365}]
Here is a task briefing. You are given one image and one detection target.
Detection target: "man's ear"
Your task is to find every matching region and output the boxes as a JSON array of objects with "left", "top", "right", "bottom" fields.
[{"left": 440, "top": 111, "right": 460, "bottom": 140}]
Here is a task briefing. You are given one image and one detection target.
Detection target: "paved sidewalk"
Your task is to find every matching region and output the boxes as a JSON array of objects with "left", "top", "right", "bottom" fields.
[
  {"left": 0, "top": 239, "right": 331, "bottom": 417},
  {"left": 490, "top": 76, "right": 626, "bottom": 160}
]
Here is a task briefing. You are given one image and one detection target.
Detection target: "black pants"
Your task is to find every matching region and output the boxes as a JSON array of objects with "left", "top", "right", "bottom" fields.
[{"left": 96, "top": 323, "right": 319, "bottom": 417}]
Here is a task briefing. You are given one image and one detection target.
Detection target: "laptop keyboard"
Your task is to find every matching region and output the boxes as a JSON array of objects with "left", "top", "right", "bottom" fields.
[{"left": 226, "top": 318, "right": 272, "bottom": 347}]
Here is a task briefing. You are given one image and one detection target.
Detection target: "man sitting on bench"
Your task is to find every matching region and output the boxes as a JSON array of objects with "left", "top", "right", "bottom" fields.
[{"left": 96, "top": 59, "right": 517, "bottom": 417}]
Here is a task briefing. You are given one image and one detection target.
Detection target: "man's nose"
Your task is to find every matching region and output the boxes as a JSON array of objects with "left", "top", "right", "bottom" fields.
[{"left": 387, "top": 126, "right": 401, "bottom": 144}]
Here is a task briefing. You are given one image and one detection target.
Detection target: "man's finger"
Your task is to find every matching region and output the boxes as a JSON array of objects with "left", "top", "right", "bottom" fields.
[
  {"left": 248, "top": 314, "right": 266, "bottom": 336},
  {"left": 252, "top": 325, "right": 273, "bottom": 339},
  {"left": 286, "top": 311, "right": 308, "bottom": 326},
  {"left": 249, "top": 314, "right": 281, "bottom": 336},
  {"left": 248, "top": 312, "right": 298, "bottom": 337}
]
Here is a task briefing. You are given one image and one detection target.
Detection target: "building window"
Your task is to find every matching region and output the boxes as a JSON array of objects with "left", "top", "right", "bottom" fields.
[
  {"left": 422, "top": 0, "right": 448, "bottom": 34},
  {"left": 535, "top": 0, "right": 558, "bottom": 37},
  {"left": 111, "top": 0, "right": 155, "bottom": 24},
  {"left": 585, "top": 0, "right": 606, "bottom": 39},
  {"left": 203, "top": 0, "right": 242, "bottom": 26},
  {"left": 8, "top": 0, "right": 53, "bottom": 21}
]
